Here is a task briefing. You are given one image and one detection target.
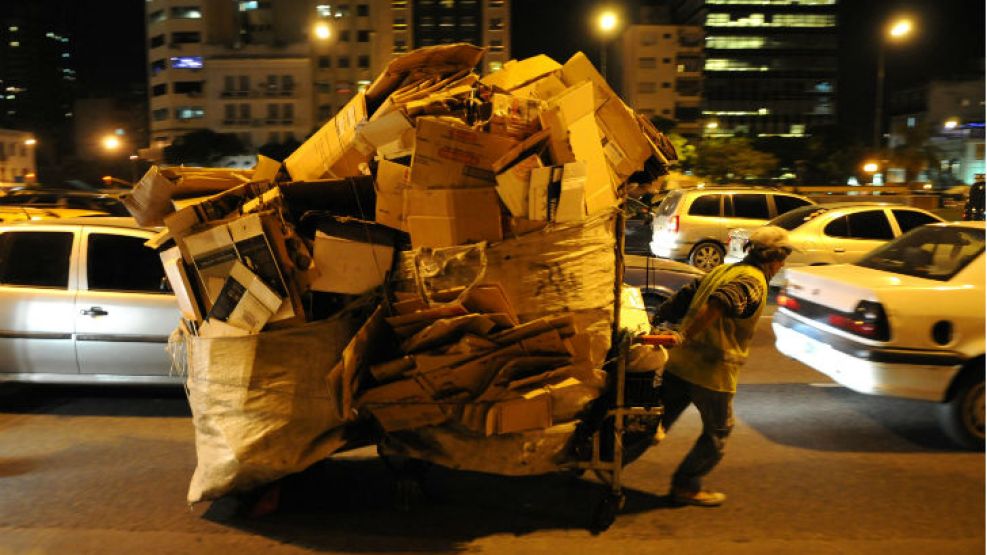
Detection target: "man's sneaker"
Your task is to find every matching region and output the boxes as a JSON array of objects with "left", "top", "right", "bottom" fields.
[{"left": 670, "top": 487, "right": 726, "bottom": 507}]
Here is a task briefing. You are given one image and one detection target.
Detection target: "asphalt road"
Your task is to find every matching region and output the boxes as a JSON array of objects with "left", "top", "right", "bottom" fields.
[{"left": 0, "top": 318, "right": 982, "bottom": 554}]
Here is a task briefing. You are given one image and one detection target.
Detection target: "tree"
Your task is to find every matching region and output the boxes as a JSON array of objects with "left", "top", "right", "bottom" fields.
[
  {"left": 888, "top": 125, "right": 941, "bottom": 185},
  {"left": 649, "top": 115, "right": 678, "bottom": 134},
  {"left": 258, "top": 137, "right": 302, "bottom": 162},
  {"left": 164, "top": 130, "right": 248, "bottom": 166},
  {"left": 668, "top": 133, "right": 696, "bottom": 171},
  {"left": 692, "top": 138, "right": 778, "bottom": 183}
]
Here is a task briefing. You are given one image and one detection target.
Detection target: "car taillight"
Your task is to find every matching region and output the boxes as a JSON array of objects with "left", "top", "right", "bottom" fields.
[
  {"left": 776, "top": 292, "right": 801, "bottom": 311},
  {"left": 668, "top": 215, "right": 679, "bottom": 233},
  {"left": 826, "top": 300, "right": 889, "bottom": 341}
]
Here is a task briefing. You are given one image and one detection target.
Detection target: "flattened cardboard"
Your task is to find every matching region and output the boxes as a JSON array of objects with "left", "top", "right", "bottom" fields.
[
  {"left": 227, "top": 213, "right": 297, "bottom": 322},
  {"left": 557, "top": 161, "right": 587, "bottom": 222},
  {"left": 311, "top": 218, "right": 395, "bottom": 295},
  {"left": 184, "top": 223, "right": 238, "bottom": 307},
  {"left": 489, "top": 94, "right": 544, "bottom": 139},
  {"left": 404, "top": 187, "right": 503, "bottom": 248},
  {"left": 374, "top": 159, "right": 410, "bottom": 231},
  {"left": 461, "top": 283, "right": 519, "bottom": 326},
  {"left": 253, "top": 155, "right": 282, "bottom": 183},
  {"left": 480, "top": 54, "right": 562, "bottom": 92},
  {"left": 160, "top": 245, "right": 204, "bottom": 321},
  {"left": 401, "top": 313, "right": 497, "bottom": 353},
  {"left": 495, "top": 154, "right": 541, "bottom": 219},
  {"left": 207, "top": 261, "right": 283, "bottom": 333},
  {"left": 285, "top": 92, "right": 368, "bottom": 181},
  {"left": 485, "top": 388, "right": 552, "bottom": 435},
  {"left": 409, "top": 118, "right": 518, "bottom": 189},
  {"left": 357, "top": 377, "right": 448, "bottom": 432},
  {"left": 510, "top": 74, "right": 567, "bottom": 101},
  {"left": 121, "top": 165, "right": 175, "bottom": 227}
]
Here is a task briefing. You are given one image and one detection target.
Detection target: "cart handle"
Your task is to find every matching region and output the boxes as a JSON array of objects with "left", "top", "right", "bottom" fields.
[{"left": 634, "top": 334, "right": 680, "bottom": 347}]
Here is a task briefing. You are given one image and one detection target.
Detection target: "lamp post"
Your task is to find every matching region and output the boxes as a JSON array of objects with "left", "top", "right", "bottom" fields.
[
  {"left": 595, "top": 9, "right": 619, "bottom": 82},
  {"left": 874, "top": 17, "right": 914, "bottom": 149}
]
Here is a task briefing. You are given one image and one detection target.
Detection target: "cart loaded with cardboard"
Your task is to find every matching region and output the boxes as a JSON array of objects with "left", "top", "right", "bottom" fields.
[{"left": 124, "top": 44, "right": 679, "bottom": 531}]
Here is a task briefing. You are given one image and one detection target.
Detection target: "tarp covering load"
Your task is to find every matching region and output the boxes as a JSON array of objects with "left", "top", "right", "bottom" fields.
[{"left": 131, "top": 43, "right": 676, "bottom": 503}]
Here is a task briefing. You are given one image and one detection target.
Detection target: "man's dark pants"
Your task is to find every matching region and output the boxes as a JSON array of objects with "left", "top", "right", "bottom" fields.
[{"left": 659, "top": 371, "right": 735, "bottom": 492}]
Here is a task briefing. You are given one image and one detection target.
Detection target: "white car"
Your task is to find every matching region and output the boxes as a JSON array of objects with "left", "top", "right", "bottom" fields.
[
  {"left": 772, "top": 221, "right": 985, "bottom": 448},
  {"left": 725, "top": 202, "right": 944, "bottom": 285},
  {"left": 0, "top": 218, "right": 181, "bottom": 385}
]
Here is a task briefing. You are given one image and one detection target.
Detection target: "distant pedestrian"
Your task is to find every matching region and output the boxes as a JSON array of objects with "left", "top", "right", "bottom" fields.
[{"left": 654, "top": 226, "right": 795, "bottom": 506}]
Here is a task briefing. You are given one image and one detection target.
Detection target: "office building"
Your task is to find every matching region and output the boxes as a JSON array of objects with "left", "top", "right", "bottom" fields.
[
  {"left": 0, "top": 4, "right": 75, "bottom": 164},
  {"left": 145, "top": 0, "right": 510, "bottom": 158},
  {"left": 0, "top": 129, "right": 37, "bottom": 184},
  {"left": 617, "top": 24, "right": 703, "bottom": 138},
  {"left": 668, "top": 0, "right": 839, "bottom": 139}
]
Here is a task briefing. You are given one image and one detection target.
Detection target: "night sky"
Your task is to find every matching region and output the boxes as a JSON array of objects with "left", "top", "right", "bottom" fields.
[{"left": 68, "top": 0, "right": 985, "bottom": 141}]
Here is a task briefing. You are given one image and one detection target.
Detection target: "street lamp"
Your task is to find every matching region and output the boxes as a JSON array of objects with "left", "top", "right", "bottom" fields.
[
  {"left": 944, "top": 119, "right": 959, "bottom": 130},
  {"left": 595, "top": 8, "right": 620, "bottom": 82},
  {"left": 102, "top": 135, "right": 121, "bottom": 152},
  {"left": 874, "top": 16, "right": 914, "bottom": 149},
  {"left": 313, "top": 21, "right": 331, "bottom": 41}
]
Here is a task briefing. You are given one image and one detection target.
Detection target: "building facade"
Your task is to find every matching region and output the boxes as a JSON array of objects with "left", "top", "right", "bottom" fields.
[
  {"left": 889, "top": 80, "right": 986, "bottom": 185},
  {"left": 144, "top": 0, "right": 510, "bottom": 159},
  {"left": 669, "top": 0, "right": 838, "bottom": 139},
  {"left": 0, "top": 129, "right": 37, "bottom": 184},
  {"left": 617, "top": 24, "right": 703, "bottom": 138},
  {"left": 0, "top": 4, "right": 75, "bottom": 165}
]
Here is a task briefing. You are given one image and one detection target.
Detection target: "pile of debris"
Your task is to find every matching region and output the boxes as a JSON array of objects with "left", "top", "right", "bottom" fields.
[{"left": 125, "top": 44, "right": 676, "bottom": 503}]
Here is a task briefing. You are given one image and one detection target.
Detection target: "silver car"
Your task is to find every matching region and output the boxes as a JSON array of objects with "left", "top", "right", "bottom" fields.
[
  {"left": 0, "top": 218, "right": 181, "bottom": 384},
  {"left": 649, "top": 187, "right": 814, "bottom": 271}
]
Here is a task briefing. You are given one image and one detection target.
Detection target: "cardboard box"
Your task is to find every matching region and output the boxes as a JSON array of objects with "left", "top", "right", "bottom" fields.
[
  {"left": 121, "top": 165, "right": 175, "bottom": 227},
  {"left": 227, "top": 212, "right": 301, "bottom": 323},
  {"left": 404, "top": 187, "right": 503, "bottom": 248},
  {"left": 528, "top": 165, "right": 561, "bottom": 222},
  {"left": 253, "top": 154, "right": 282, "bottom": 183},
  {"left": 557, "top": 161, "right": 587, "bottom": 222},
  {"left": 409, "top": 118, "right": 518, "bottom": 189},
  {"left": 184, "top": 223, "right": 238, "bottom": 307},
  {"left": 489, "top": 94, "right": 544, "bottom": 139},
  {"left": 206, "top": 261, "right": 283, "bottom": 333},
  {"left": 495, "top": 154, "right": 541, "bottom": 219},
  {"left": 560, "top": 52, "right": 651, "bottom": 183},
  {"left": 510, "top": 74, "right": 567, "bottom": 101},
  {"left": 310, "top": 217, "right": 396, "bottom": 295},
  {"left": 357, "top": 377, "right": 448, "bottom": 432},
  {"left": 480, "top": 54, "right": 562, "bottom": 92},
  {"left": 357, "top": 109, "right": 413, "bottom": 158},
  {"left": 374, "top": 159, "right": 410, "bottom": 231},
  {"left": 159, "top": 246, "right": 204, "bottom": 321},
  {"left": 285, "top": 92, "right": 369, "bottom": 181},
  {"left": 485, "top": 388, "right": 552, "bottom": 435}
]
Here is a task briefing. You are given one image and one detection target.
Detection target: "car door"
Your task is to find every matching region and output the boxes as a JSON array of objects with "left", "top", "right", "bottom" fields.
[
  {"left": 0, "top": 227, "right": 80, "bottom": 374},
  {"left": 823, "top": 209, "right": 896, "bottom": 263},
  {"left": 723, "top": 193, "right": 772, "bottom": 242},
  {"left": 74, "top": 227, "right": 180, "bottom": 377},
  {"left": 891, "top": 208, "right": 942, "bottom": 235}
]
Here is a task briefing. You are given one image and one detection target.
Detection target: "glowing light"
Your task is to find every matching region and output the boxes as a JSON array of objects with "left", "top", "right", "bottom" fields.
[
  {"left": 313, "top": 22, "right": 331, "bottom": 40},
  {"left": 888, "top": 18, "right": 913, "bottom": 39},
  {"left": 102, "top": 136, "right": 121, "bottom": 151},
  {"left": 863, "top": 162, "right": 879, "bottom": 173},
  {"left": 23, "top": 138, "right": 36, "bottom": 146},
  {"left": 944, "top": 119, "right": 958, "bottom": 130},
  {"left": 598, "top": 11, "right": 618, "bottom": 33}
]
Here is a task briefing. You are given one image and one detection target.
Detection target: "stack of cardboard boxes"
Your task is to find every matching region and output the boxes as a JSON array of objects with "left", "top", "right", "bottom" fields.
[{"left": 128, "top": 43, "right": 676, "bottom": 499}]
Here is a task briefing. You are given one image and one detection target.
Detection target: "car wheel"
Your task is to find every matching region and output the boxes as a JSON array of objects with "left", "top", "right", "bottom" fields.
[
  {"left": 937, "top": 369, "right": 985, "bottom": 450},
  {"left": 689, "top": 242, "right": 724, "bottom": 271}
]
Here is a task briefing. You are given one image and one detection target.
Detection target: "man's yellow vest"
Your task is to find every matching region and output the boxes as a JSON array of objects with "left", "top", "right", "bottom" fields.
[{"left": 664, "top": 263, "right": 767, "bottom": 393}]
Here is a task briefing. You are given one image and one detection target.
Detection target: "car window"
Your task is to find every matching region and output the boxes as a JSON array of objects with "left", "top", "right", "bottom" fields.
[
  {"left": 772, "top": 205, "right": 830, "bottom": 231},
  {"left": 892, "top": 209, "right": 940, "bottom": 233},
  {"left": 655, "top": 190, "right": 682, "bottom": 217},
  {"left": 0, "top": 231, "right": 73, "bottom": 288},
  {"left": 856, "top": 226, "right": 985, "bottom": 281},
  {"left": 87, "top": 233, "right": 168, "bottom": 293},
  {"left": 823, "top": 215, "right": 849, "bottom": 237},
  {"left": 732, "top": 194, "right": 770, "bottom": 219},
  {"left": 774, "top": 195, "right": 812, "bottom": 215},
  {"left": 688, "top": 194, "right": 721, "bottom": 216},
  {"left": 847, "top": 210, "right": 894, "bottom": 240}
]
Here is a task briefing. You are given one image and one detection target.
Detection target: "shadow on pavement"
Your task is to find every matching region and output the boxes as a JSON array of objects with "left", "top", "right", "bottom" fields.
[
  {"left": 737, "top": 383, "right": 964, "bottom": 453},
  {"left": 0, "top": 383, "right": 190, "bottom": 418},
  {"left": 202, "top": 456, "right": 682, "bottom": 550}
]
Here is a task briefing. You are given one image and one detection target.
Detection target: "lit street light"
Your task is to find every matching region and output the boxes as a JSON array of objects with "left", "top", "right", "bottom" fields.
[
  {"left": 102, "top": 135, "right": 121, "bottom": 152},
  {"left": 594, "top": 8, "right": 620, "bottom": 82},
  {"left": 863, "top": 161, "right": 880, "bottom": 173},
  {"left": 24, "top": 138, "right": 36, "bottom": 146},
  {"left": 874, "top": 16, "right": 914, "bottom": 148},
  {"left": 313, "top": 21, "right": 331, "bottom": 41},
  {"left": 944, "top": 119, "right": 959, "bottom": 130}
]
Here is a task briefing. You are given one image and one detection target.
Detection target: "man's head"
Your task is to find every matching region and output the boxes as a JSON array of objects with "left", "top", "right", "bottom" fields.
[{"left": 744, "top": 225, "right": 796, "bottom": 278}]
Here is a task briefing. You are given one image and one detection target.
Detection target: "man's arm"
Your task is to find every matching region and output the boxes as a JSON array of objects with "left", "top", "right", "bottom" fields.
[{"left": 683, "top": 296, "right": 726, "bottom": 338}]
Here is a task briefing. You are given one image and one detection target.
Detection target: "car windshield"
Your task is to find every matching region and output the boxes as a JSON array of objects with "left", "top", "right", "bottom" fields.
[
  {"left": 655, "top": 190, "right": 682, "bottom": 217},
  {"left": 855, "top": 226, "right": 985, "bottom": 281},
  {"left": 769, "top": 205, "right": 831, "bottom": 231}
]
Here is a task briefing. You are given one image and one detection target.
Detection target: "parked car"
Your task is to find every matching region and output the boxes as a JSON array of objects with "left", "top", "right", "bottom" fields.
[
  {"left": 964, "top": 179, "right": 985, "bottom": 221},
  {"left": 0, "top": 218, "right": 181, "bottom": 385},
  {"left": 0, "top": 206, "right": 107, "bottom": 223},
  {"left": 0, "top": 189, "right": 130, "bottom": 217},
  {"left": 623, "top": 254, "right": 705, "bottom": 319},
  {"left": 772, "top": 221, "right": 985, "bottom": 448},
  {"left": 649, "top": 187, "right": 814, "bottom": 271},
  {"left": 724, "top": 203, "right": 945, "bottom": 285}
]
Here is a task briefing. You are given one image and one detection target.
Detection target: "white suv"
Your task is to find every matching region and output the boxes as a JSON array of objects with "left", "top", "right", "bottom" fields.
[{"left": 649, "top": 187, "right": 814, "bottom": 271}]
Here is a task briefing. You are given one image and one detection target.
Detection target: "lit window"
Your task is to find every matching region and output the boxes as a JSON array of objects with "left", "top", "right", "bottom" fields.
[
  {"left": 706, "top": 36, "right": 767, "bottom": 49},
  {"left": 316, "top": 4, "right": 331, "bottom": 17},
  {"left": 906, "top": 116, "right": 916, "bottom": 128},
  {"left": 239, "top": 1, "right": 259, "bottom": 11},
  {"left": 489, "top": 39, "right": 504, "bottom": 51},
  {"left": 176, "top": 107, "right": 205, "bottom": 120},
  {"left": 171, "top": 6, "right": 202, "bottom": 19},
  {"left": 488, "top": 60, "right": 503, "bottom": 73},
  {"left": 8, "top": 41, "right": 19, "bottom": 47},
  {"left": 171, "top": 56, "right": 204, "bottom": 69},
  {"left": 8, "top": 26, "right": 18, "bottom": 32},
  {"left": 706, "top": 12, "right": 835, "bottom": 27}
]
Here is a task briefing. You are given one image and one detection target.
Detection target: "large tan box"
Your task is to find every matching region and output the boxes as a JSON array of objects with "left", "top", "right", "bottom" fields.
[
  {"left": 404, "top": 187, "right": 503, "bottom": 248},
  {"left": 481, "top": 54, "right": 562, "bottom": 92},
  {"left": 311, "top": 218, "right": 396, "bottom": 295},
  {"left": 285, "top": 92, "right": 368, "bottom": 181},
  {"left": 485, "top": 388, "right": 552, "bottom": 435},
  {"left": 374, "top": 159, "right": 410, "bottom": 231},
  {"left": 409, "top": 118, "right": 517, "bottom": 189}
]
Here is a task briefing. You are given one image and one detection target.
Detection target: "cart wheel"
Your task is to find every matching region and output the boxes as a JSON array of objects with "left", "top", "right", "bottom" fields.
[{"left": 590, "top": 492, "right": 624, "bottom": 532}]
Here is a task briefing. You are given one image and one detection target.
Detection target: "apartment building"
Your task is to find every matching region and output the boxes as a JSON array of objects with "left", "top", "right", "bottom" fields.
[
  {"left": 669, "top": 0, "right": 839, "bottom": 139},
  {"left": 0, "top": 129, "right": 37, "bottom": 184},
  {"left": 145, "top": 0, "right": 510, "bottom": 157},
  {"left": 618, "top": 24, "right": 703, "bottom": 138}
]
